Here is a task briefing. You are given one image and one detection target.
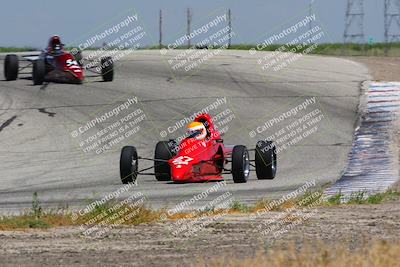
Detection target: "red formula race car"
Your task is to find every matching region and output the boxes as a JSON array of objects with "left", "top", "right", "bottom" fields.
[
  {"left": 3, "top": 35, "right": 114, "bottom": 85},
  {"left": 119, "top": 114, "right": 277, "bottom": 184}
]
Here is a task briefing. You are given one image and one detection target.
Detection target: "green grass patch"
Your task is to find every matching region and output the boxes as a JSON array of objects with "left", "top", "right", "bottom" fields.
[
  {"left": 145, "top": 42, "right": 400, "bottom": 56},
  {"left": 76, "top": 199, "right": 163, "bottom": 226},
  {"left": 326, "top": 193, "right": 343, "bottom": 206},
  {"left": 324, "top": 189, "right": 400, "bottom": 206},
  {"left": 0, "top": 195, "right": 162, "bottom": 230},
  {"left": 347, "top": 191, "right": 367, "bottom": 204},
  {"left": 0, "top": 216, "right": 51, "bottom": 230},
  {"left": 230, "top": 201, "right": 251, "bottom": 213},
  {"left": 3, "top": 42, "right": 399, "bottom": 56},
  {"left": 3, "top": 42, "right": 400, "bottom": 56},
  {"left": 229, "top": 188, "right": 399, "bottom": 213},
  {"left": 353, "top": 190, "right": 400, "bottom": 204},
  {"left": 229, "top": 42, "right": 400, "bottom": 56}
]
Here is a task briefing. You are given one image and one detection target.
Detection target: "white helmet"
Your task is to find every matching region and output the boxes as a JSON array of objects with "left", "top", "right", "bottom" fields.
[{"left": 187, "top": 121, "right": 207, "bottom": 140}]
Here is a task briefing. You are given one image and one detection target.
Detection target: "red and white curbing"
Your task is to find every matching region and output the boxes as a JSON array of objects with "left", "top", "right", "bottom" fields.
[{"left": 324, "top": 82, "right": 400, "bottom": 199}]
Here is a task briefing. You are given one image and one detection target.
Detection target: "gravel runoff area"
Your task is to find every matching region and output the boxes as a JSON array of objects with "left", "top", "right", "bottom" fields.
[
  {"left": 349, "top": 56, "right": 400, "bottom": 82},
  {"left": 0, "top": 56, "right": 399, "bottom": 267},
  {"left": 0, "top": 197, "right": 399, "bottom": 267}
]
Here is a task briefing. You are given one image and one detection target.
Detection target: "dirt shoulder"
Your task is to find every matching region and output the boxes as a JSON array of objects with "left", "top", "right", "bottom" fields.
[
  {"left": 348, "top": 56, "right": 400, "bottom": 81},
  {"left": 0, "top": 199, "right": 399, "bottom": 267}
]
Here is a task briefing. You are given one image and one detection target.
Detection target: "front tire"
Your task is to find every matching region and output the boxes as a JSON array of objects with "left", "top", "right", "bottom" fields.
[
  {"left": 231, "top": 145, "right": 250, "bottom": 183},
  {"left": 154, "top": 141, "right": 176, "bottom": 181},
  {"left": 4, "top": 54, "right": 19, "bottom": 81},
  {"left": 255, "top": 140, "right": 277, "bottom": 179},
  {"left": 32, "top": 59, "right": 45, "bottom": 85},
  {"left": 101, "top": 57, "right": 113, "bottom": 82},
  {"left": 120, "top": 146, "right": 138, "bottom": 184}
]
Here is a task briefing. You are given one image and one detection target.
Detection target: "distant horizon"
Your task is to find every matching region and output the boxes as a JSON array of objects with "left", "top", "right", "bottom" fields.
[
  {"left": 1, "top": 42, "right": 397, "bottom": 50},
  {"left": 0, "top": 0, "right": 387, "bottom": 48}
]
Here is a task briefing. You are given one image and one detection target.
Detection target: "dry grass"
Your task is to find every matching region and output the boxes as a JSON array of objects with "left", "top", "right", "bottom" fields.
[
  {"left": 1, "top": 188, "right": 398, "bottom": 231},
  {"left": 191, "top": 240, "right": 400, "bottom": 267},
  {"left": 0, "top": 199, "right": 164, "bottom": 231},
  {"left": 0, "top": 199, "right": 216, "bottom": 231}
]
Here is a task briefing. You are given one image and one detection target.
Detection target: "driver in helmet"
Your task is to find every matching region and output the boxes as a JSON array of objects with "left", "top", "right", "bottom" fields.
[
  {"left": 47, "top": 35, "right": 64, "bottom": 55},
  {"left": 187, "top": 121, "right": 207, "bottom": 141}
]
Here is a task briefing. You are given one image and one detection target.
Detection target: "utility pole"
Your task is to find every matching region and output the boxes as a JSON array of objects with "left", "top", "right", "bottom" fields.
[
  {"left": 187, "top": 8, "right": 192, "bottom": 48},
  {"left": 309, "top": 1, "right": 313, "bottom": 31},
  {"left": 343, "top": 0, "right": 365, "bottom": 54},
  {"left": 228, "top": 9, "right": 232, "bottom": 48},
  {"left": 159, "top": 9, "right": 162, "bottom": 49},
  {"left": 384, "top": 0, "right": 400, "bottom": 56}
]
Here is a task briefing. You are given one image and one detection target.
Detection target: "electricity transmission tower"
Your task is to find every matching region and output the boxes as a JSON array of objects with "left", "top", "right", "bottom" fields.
[
  {"left": 384, "top": 0, "right": 400, "bottom": 55},
  {"left": 343, "top": 0, "right": 365, "bottom": 45},
  {"left": 342, "top": 0, "right": 364, "bottom": 55}
]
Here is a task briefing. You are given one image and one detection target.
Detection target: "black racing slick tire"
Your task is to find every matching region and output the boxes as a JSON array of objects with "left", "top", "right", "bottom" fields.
[
  {"left": 74, "top": 51, "right": 83, "bottom": 66},
  {"left": 255, "top": 140, "right": 277, "bottom": 179},
  {"left": 120, "top": 146, "right": 138, "bottom": 184},
  {"left": 231, "top": 145, "right": 250, "bottom": 183},
  {"left": 101, "top": 57, "right": 114, "bottom": 82},
  {"left": 154, "top": 141, "right": 176, "bottom": 181},
  {"left": 32, "top": 59, "right": 45, "bottom": 85},
  {"left": 4, "top": 54, "right": 19, "bottom": 81}
]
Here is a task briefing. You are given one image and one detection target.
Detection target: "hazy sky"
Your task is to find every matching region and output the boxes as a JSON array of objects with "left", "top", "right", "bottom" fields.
[{"left": 0, "top": 0, "right": 385, "bottom": 48}]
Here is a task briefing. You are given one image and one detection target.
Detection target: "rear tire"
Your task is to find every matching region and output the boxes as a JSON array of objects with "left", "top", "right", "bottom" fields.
[
  {"left": 120, "top": 146, "right": 138, "bottom": 184},
  {"left": 4, "top": 54, "right": 18, "bottom": 81},
  {"left": 74, "top": 51, "right": 83, "bottom": 66},
  {"left": 154, "top": 141, "right": 176, "bottom": 181},
  {"left": 232, "top": 145, "right": 250, "bottom": 183},
  {"left": 101, "top": 57, "right": 113, "bottom": 82},
  {"left": 255, "top": 140, "right": 277, "bottom": 179},
  {"left": 32, "top": 59, "right": 45, "bottom": 85}
]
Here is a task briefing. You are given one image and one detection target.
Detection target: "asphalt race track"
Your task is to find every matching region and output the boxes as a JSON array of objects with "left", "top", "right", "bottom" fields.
[{"left": 0, "top": 50, "right": 370, "bottom": 213}]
